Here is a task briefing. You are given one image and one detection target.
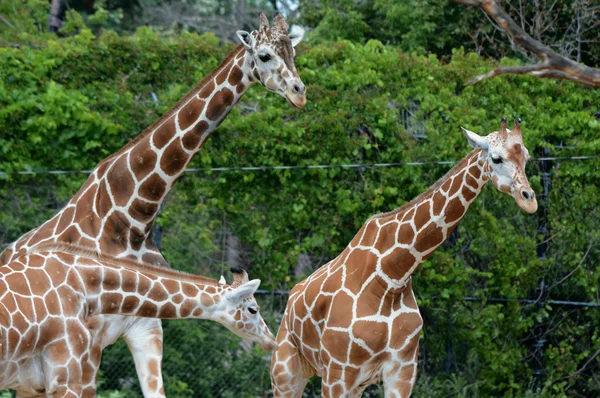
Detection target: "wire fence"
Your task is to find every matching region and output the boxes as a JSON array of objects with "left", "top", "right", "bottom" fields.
[
  {"left": 1, "top": 154, "right": 599, "bottom": 397},
  {"left": 1, "top": 155, "right": 599, "bottom": 176},
  {"left": 96, "top": 290, "right": 600, "bottom": 397}
]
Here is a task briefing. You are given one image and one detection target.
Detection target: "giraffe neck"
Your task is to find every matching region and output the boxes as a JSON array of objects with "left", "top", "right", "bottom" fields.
[
  {"left": 3, "top": 46, "right": 259, "bottom": 266},
  {"left": 349, "top": 149, "right": 489, "bottom": 288},
  {"left": 35, "top": 244, "right": 227, "bottom": 320},
  {"left": 100, "top": 44, "right": 254, "bottom": 228}
]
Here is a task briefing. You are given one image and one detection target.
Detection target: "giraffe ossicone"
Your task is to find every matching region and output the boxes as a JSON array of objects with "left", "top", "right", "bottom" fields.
[
  {"left": 0, "top": 243, "right": 276, "bottom": 397},
  {"left": 0, "top": 11, "right": 306, "bottom": 398},
  {"left": 271, "top": 119, "right": 537, "bottom": 397},
  {"left": 236, "top": 11, "right": 306, "bottom": 108},
  {"left": 461, "top": 117, "right": 537, "bottom": 213}
]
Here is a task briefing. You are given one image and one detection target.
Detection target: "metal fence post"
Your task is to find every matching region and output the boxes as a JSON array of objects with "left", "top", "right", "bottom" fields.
[{"left": 533, "top": 146, "right": 552, "bottom": 386}]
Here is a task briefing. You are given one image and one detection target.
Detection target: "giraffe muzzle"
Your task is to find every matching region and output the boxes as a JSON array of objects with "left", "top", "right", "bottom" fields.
[
  {"left": 284, "top": 88, "right": 306, "bottom": 108},
  {"left": 261, "top": 338, "right": 279, "bottom": 351},
  {"left": 515, "top": 188, "right": 538, "bottom": 213}
]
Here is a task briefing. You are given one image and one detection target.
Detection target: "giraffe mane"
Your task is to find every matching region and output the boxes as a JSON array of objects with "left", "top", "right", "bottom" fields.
[
  {"left": 30, "top": 242, "right": 220, "bottom": 287},
  {"left": 105, "top": 45, "right": 246, "bottom": 160},
  {"left": 370, "top": 149, "right": 483, "bottom": 220}
]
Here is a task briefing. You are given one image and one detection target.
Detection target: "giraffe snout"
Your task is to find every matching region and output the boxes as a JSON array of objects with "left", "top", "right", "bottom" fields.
[
  {"left": 521, "top": 189, "right": 535, "bottom": 201},
  {"left": 515, "top": 186, "right": 538, "bottom": 213},
  {"left": 261, "top": 338, "right": 279, "bottom": 351},
  {"left": 292, "top": 82, "right": 306, "bottom": 95},
  {"left": 283, "top": 78, "right": 307, "bottom": 108}
]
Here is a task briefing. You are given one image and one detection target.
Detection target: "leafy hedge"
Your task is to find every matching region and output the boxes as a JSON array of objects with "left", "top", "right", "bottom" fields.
[{"left": 1, "top": 6, "right": 600, "bottom": 397}]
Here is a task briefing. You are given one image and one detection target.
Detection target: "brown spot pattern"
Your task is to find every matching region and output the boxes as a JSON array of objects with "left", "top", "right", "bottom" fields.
[
  {"left": 160, "top": 139, "right": 189, "bottom": 176},
  {"left": 106, "top": 156, "right": 135, "bottom": 207},
  {"left": 178, "top": 97, "right": 205, "bottom": 131},
  {"left": 152, "top": 118, "right": 176, "bottom": 149},
  {"left": 206, "top": 88, "right": 234, "bottom": 121},
  {"left": 182, "top": 120, "right": 209, "bottom": 150}
]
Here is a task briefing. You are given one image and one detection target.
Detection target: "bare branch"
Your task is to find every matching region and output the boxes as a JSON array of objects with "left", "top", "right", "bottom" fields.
[
  {"left": 465, "top": 63, "right": 549, "bottom": 85},
  {"left": 454, "top": 0, "right": 600, "bottom": 87},
  {"left": 0, "top": 14, "right": 15, "bottom": 30},
  {"left": 557, "top": 345, "right": 600, "bottom": 382}
]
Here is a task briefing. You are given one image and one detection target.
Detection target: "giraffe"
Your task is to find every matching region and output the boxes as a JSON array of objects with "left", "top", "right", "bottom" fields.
[
  {"left": 0, "top": 12, "right": 305, "bottom": 397},
  {"left": 270, "top": 119, "right": 538, "bottom": 397},
  {"left": 0, "top": 242, "right": 276, "bottom": 397}
]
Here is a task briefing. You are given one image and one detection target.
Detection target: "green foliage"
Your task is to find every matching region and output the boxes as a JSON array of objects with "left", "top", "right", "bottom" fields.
[
  {"left": 300, "top": 0, "right": 480, "bottom": 55},
  {"left": 1, "top": 4, "right": 599, "bottom": 396},
  {"left": 300, "top": 0, "right": 600, "bottom": 67}
]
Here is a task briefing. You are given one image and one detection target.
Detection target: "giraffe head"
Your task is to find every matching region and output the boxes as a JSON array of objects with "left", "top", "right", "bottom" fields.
[
  {"left": 217, "top": 269, "right": 278, "bottom": 351},
  {"left": 236, "top": 12, "right": 306, "bottom": 108},
  {"left": 461, "top": 118, "right": 538, "bottom": 214}
]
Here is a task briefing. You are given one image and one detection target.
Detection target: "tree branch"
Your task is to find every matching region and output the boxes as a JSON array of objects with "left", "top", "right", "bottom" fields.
[
  {"left": 0, "top": 14, "right": 15, "bottom": 30},
  {"left": 454, "top": 0, "right": 600, "bottom": 87},
  {"left": 557, "top": 345, "right": 600, "bottom": 382}
]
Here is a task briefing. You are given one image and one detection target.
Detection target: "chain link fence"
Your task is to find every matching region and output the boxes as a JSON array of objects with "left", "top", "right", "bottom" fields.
[{"left": 1, "top": 156, "right": 599, "bottom": 397}]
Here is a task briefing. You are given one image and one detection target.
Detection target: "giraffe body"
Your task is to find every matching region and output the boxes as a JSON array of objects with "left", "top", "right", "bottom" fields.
[
  {"left": 0, "top": 13, "right": 305, "bottom": 397},
  {"left": 271, "top": 120, "right": 537, "bottom": 397},
  {"left": 0, "top": 243, "right": 275, "bottom": 397}
]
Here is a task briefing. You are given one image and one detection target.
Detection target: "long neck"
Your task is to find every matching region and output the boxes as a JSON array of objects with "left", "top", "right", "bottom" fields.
[
  {"left": 102, "top": 44, "right": 253, "bottom": 222},
  {"left": 49, "top": 46, "right": 256, "bottom": 264},
  {"left": 68, "top": 248, "right": 228, "bottom": 320},
  {"left": 348, "top": 149, "right": 489, "bottom": 287}
]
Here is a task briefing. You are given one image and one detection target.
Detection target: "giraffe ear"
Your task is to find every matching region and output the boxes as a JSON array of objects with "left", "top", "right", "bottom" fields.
[
  {"left": 289, "top": 32, "right": 303, "bottom": 48},
  {"left": 461, "top": 127, "right": 489, "bottom": 150},
  {"left": 218, "top": 275, "right": 226, "bottom": 285},
  {"left": 228, "top": 279, "right": 261, "bottom": 302},
  {"left": 236, "top": 30, "right": 253, "bottom": 50}
]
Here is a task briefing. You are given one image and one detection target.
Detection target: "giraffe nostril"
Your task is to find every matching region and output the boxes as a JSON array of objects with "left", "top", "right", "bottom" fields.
[
  {"left": 522, "top": 190, "right": 534, "bottom": 201},
  {"left": 292, "top": 84, "right": 305, "bottom": 95}
]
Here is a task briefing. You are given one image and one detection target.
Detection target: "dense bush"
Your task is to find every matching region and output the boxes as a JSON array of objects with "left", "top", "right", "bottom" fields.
[{"left": 1, "top": 4, "right": 600, "bottom": 397}]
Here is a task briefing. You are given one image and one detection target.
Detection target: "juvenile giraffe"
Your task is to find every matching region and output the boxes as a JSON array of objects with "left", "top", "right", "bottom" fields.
[
  {"left": 0, "top": 242, "right": 276, "bottom": 397},
  {"left": 0, "top": 12, "right": 305, "bottom": 397},
  {"left": 271, "top": 119, "right": 538, "bottom": 397}
]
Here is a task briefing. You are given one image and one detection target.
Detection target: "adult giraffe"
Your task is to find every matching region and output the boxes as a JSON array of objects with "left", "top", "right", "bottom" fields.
[
  {"left": 271, "top": 119, "right": 538, "bottom": 397},
  {"left": 0, "top": 12, "right": 306, "bottom": 397},
  {"left": 0, "top": 243, "right": 277, "bottom": 397}
]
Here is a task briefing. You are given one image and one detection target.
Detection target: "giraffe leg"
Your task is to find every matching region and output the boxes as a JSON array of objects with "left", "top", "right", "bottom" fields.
[
  {"left": 42, "top": 356, "right": 84, "bottom": 398},
  {"left": 47, "top": 385, "right": 83, "bottom": 398},
  {"left": 382, "top": 346, "right": 420, "bottom": 398},
  {"left": 80, "top": 339, "right": 103, "bottom": 398},
  {"left": 42, "top": 324, "right": 91, "bottom": 398},
  {"left": 321, "top": 365, "right": 362, "bottom": 398},
  {"left": 270, "top": 326, "right": 311, "bottom": 397},
  {"left": 122, "top": 318, "right": 165, "bottom": 398}
]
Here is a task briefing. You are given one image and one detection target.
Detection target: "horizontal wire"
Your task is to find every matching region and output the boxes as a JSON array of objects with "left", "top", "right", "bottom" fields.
[
  {"left": 1, "top": 155, "right": 599, "bottom": 176},
  {"left": 254, "top": 290, "right": 600, "bottom": 308}
]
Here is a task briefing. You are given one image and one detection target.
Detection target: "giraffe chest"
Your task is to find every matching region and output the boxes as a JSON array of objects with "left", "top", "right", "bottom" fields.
[{"left": 0, "top": 355, "right": 46, "bottom": 394}]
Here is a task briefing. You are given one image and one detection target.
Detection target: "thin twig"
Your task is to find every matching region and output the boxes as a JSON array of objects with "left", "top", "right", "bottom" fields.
[{"left": 557, "top": 346, "right": 600, "bottom": 382}]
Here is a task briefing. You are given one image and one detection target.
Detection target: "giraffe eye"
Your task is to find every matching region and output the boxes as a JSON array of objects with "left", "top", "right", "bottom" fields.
[
  {"left": 258, "top": 54, "right": 271, "bottom": 63},
  {"left": 248, "top": 307, "right": 258, "bottom": 315},
  {"left": 491, "top": 156, "right": 503, "bottom": 164}
]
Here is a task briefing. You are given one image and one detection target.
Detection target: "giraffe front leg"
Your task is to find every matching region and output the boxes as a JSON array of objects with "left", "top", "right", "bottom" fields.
[
  {"left": 270, "top": 326, "right": 312, "bottom": 397},
  {"left": 42, "top": 323, "right": 92, "bottom": 398},
  {"left": 80, "top": 338, "right": 103, "bottom": 398},
  {"left": 321, "top": 364, "right": 363, "bottom": 398},
  {"left": 47, "top": 385, "right": 83, "bottom": 398},
  {"left": 382, "top": 362, "right": 418, "bottom": 398},
  {"left": 122, "top": 318, "right": 165, "bottom": 398},
  {"left": 42, "top": 353, "right": 84, "bottom": 398},
  {"left": 382, "top": 344, "right": 420, "bottom": 398}
]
